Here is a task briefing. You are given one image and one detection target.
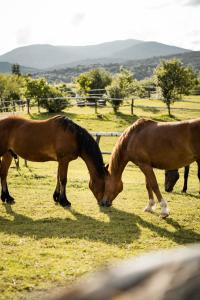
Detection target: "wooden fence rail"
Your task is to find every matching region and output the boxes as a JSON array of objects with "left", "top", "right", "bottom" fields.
[{"left": 91, "top": 132, "right": 122, "bottom": 154}]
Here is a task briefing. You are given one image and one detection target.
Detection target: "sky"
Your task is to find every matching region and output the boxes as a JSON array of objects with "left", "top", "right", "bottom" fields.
[{"left": 0, "top": 0, "right": 200, "bottom": 55}]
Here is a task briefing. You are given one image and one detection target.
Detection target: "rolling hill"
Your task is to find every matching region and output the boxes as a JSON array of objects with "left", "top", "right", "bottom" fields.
[
  {"left": 34, "top": 50, "right": 200, "bottom": 82},
  {"left": 0, "top": 39, "right": 190, "bottom": 70}
]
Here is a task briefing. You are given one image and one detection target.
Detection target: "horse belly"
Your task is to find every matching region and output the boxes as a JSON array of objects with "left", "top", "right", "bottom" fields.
[
  {"left": 9, "top": 141, "right": 57, "bottom": 162},
  {"left": 150, "top": 152, "right": 195, "bottom": 170}
]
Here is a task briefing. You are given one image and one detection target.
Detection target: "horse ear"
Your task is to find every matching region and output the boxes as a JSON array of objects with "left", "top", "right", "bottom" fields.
[
  {"left": 105, "top": 164, "right": 109, "bottom": 170},
  {"left": 104, "top": 164, "right": 109, "bottom": 175}
]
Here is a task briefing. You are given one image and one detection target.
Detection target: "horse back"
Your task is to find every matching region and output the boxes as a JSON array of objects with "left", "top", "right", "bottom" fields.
[
  {"left": 0, "top": 116, "right": 78, "bottom": 161},
  {"left": 127, "top": 118, "right": 200, "bottom": 169}
]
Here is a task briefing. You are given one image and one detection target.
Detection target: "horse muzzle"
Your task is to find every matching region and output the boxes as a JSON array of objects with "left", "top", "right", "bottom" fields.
[{"left": 99, "top": 198, "right": 112, "bottom": 207}]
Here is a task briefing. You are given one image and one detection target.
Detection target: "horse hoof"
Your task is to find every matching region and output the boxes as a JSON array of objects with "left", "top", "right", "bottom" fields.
[
  {"left": 160, "top": 213, "right": 169, "bottom": 219},
  {"left": 6, "top": 199, "right": 15, "bottom": 205},
  {"left": 63, "top": 205, "right": 71, "bottom": 210},
  {"left": 61, "top": 201, "right": 71, "bottom": 208},
  {"left": 144, "top": 207, "right": 154, "bottom": 213},
  {"left": 144, "top": 205, "right": 155, "bottom": 213}
]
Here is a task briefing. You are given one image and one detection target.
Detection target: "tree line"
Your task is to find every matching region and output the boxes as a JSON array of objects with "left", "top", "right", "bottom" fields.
[{"left": 0, "top": 59, "right": 199, "bottom": 116}]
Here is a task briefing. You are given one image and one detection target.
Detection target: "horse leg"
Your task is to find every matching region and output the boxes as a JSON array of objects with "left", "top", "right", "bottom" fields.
[
  {"left": 57, "top": 161, "right": 71, "bottom": 208},
  {"left": 144, "top": 178, "right": 156, "bottom": 212},
  {"left": 53, "top": 168, "right": 61, "bottom": 205},
  {"left": 0, "top": 152, "right": 15, "bottom": 204},
  {"left": 182, "top": 165, "right": 189, "bottom": 193},
  {"left": 139, "top": 164, "right": 169, "bottom": 218},
  {"left": 197, "top": 160, "right": 200, "bottom": 194}
]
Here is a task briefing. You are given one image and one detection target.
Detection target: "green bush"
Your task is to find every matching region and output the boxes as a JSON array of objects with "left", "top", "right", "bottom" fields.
[{"left": 25, "top": 78, "right": 68, "bottom": 113}]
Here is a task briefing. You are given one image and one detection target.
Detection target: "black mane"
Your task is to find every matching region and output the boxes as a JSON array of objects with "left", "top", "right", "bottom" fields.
[{"left": 57, "top": 116, "right": 105, "bottom": 178}]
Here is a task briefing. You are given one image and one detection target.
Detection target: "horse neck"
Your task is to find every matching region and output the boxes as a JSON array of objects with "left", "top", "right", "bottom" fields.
[
  {"left": 109, "top": 140, "right": 128, "bottom": 180},
  {"left": 81, "top": 152, "right": 103, "bottom": 181}
]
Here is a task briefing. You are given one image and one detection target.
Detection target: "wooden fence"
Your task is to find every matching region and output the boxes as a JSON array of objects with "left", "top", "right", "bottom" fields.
[{"left": 1, "top": 96, "right": 200, "bottom": 116}]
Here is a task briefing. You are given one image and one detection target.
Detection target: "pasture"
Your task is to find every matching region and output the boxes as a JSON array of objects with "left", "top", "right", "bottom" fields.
[{"left": 0, "top": 97, "right": 200, "bottom": 299}]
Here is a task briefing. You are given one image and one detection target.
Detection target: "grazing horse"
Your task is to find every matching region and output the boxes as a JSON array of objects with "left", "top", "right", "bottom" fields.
[
  {"left": 0, "top": 115, "right": 106, "bottom": 207},
  {"left": 165, "top": 162, "right": 200, "bottom": 193},
  {"left": 100, "top": 118, "right": 200, "bottom": 218}
]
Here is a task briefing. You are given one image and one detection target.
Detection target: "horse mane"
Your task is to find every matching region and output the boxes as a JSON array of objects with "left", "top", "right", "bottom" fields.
[
  {"left": 131, "top": 118, "right": 156, "bottom": 133},
  {"left": 110, "top": 129, "right": 130, "bottom": 172},
  {"left": 110, "top": 118, "right": 156, "bottom": 172},
  {"left": 56, "top": 116, "right": 105, "bottom": 178}
]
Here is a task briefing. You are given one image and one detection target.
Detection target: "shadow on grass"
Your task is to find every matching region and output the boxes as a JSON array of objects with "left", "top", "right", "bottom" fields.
[
  {"left": 172, "top": 191, "right": 200, "bottom": 199},
  {"left": 30, "top": 111, "right": 80, "bottom": 121},
  {"left": 140, "top": 107, "right": 160, "bottom": 113},
  {"left": 1, "top": 204, "right": 200, "bottom": 246},
  {"left": 152, "top": 114, "right": 181, "bottom": 122},
  {"left": 115, "top": 112, "right": 138, "bottom": 124}
]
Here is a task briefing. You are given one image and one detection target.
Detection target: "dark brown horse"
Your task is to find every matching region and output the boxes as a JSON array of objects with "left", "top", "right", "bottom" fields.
[
  {"left": 165, "top": 162, "right": 200, "bottom": 193},
  {"left": 100, "top": 118, "right": 200, "bottom": 218},
  {"left": 0, "top": 115, "right": 106, "bottom": 207}
]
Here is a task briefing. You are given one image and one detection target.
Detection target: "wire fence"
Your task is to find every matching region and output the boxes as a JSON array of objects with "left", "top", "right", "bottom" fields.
[{"left": 0, "top": 93, "right": 200, "bottom": 116}]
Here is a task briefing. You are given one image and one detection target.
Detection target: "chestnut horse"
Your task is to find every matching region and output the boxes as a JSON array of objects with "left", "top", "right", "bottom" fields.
[
  {"left": 100, "top": 118, "right": 200, "bottom": 218},
  {"left": 165, "top": 162, "right": 200, "bottom": 193},
  {"left": 0, "top": 115, "right": 106, "bottom": 207}
]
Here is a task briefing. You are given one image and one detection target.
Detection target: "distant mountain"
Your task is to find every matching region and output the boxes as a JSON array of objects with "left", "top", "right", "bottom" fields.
[
  {"left": 34, "top": 50, "right": 200, "bottom": 82},
  {"left": 0, "top": 61, "right": 39, "bottom": 74},
  {"left": 0, "top": 39, "right": 191, "bottom": 70},
  {"left": 0, "top": 40, "right": 142, "bottom": 69},
  {"left": 112, "top": 41, "right": 190, "bottom": 60}
]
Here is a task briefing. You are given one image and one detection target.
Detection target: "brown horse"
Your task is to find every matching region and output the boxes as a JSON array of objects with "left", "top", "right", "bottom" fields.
[
  {"left": 0, "top": 115, "right": 106, "bottom": 207},
  {"left": 165, "top": 162, "right": 200, "bottom": 193},
  {"left": 100, "top": 118, "right": 200, "bottom": 218}
]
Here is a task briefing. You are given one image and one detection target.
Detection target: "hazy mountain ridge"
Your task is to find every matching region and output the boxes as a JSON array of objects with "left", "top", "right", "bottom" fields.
[
  {"left": 112, "top": 41, "right": 190, "bottom": 60},
  {"left": 0, "top": 40, "right": 142, "bottom": 69},
  {"left": 0, "top": 39, "right": 190, "bottom": 70},
  {"left": 34, "top": 50, "right": 200, "bottom": 82}
]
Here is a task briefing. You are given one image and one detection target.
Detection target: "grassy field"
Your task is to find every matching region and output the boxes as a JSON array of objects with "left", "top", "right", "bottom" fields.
[{"left": 0, "top": 97, "right": 200, "bottom": 299}]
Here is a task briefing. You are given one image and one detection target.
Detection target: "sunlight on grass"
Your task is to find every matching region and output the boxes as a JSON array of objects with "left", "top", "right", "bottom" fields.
[{"left": 0, "top": 98, "right": 200, "bottom": 299}]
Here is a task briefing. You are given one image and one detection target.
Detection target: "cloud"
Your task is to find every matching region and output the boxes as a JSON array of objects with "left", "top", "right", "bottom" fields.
[
  {"left": 191, "top": 39, "right": 200, "bottom": 46},
  {"left": 71, "top": 13, "right": 86, "bottom": 27},
  {"left": 16, "top": 26, "right": 32, "bottom": 45},
  {"left": 184, "top": 0, "right": 200, "bottom": 6},
  {"left": 147, "top": 1, "right": 172, "bottom": 9}
]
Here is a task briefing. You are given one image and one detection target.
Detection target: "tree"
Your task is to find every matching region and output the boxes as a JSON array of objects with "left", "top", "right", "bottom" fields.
[
  {"left": 106, "top": 81, "right": 124, "bottom": 113},
  {"left": 74, "top": 68, "right": 112, "bottom": 97},
  {"left": 106, "top": 67, "right": 134, "bottom": 113},
  {"left": 11, "top": 64, "right": 21, "bottom": 76},
  {"left": 0, "top": 74, "right": 24, "bottom": 111},
  {"left": 25, "top": 78, "right": 67, "bottom": 113},
  {"left": 154, "top": 59, "right": 197, "bottom": 116}
]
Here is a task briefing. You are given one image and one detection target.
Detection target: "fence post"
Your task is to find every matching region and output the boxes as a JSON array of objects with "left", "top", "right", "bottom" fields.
[
  {"left": 27, "top": 99, "right": 30, "bottom": 114},
  {"left": 131, "top": 98, "right": 135, "bottom": 115},
  {"left": 38, "top": 99, "right": 40, "bottom": 113},
  {"left": 95, "top": 135, "right": 101, "bottom": 145},
  {"left": 95, "top": 98, "right": 98, "bottom": 114}
]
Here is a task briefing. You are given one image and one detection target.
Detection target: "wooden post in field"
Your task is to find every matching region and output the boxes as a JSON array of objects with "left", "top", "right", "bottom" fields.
[
  {"left": 27, "top": 99, "right": 30, "bottom": 114},
  {"left": 95, "top": 135, "right": 101, "bottom": 145},
  {"left": 38, "top": 99, "right": 40, "bottom": 113},
  {"left": 95, "top": 98, "right": 98, "bottom": 114},
  {"left": 131, "top": 98, "right": 135, "bottom": 115}
]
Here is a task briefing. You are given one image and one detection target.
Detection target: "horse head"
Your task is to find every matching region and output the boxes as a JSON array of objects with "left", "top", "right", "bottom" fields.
[
  {"left": 89, "top": 176, "right": 105, "bottom": 204},
  {"left": 99, "top": 164, "right": 123, "bottom": 207},
  {"left": 165, "top": 170, "right": 180, "bottom": 192}
]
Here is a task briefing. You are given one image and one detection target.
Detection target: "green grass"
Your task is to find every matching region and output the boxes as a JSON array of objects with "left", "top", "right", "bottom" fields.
[{"left": 0, "top": 97, "right": 200, "bottom": 299}]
